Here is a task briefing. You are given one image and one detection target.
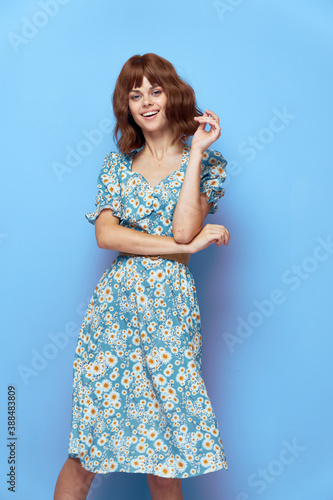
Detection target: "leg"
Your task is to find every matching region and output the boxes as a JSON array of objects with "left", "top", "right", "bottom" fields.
[
  {"left": 147, "top": 474, "right": 183, "bottom": 500},
  {"left": 53, "top": 457, "right": 96, "bottom": 500}
]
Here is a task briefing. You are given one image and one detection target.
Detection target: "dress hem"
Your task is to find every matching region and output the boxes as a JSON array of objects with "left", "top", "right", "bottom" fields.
[{"left": 68, "top": 452, "right": 228, "bottom": 478}]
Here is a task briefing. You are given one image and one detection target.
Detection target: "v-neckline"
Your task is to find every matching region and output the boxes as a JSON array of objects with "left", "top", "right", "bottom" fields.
[{"left": 127, "top": 144, "right": 189, "bottom": 190}]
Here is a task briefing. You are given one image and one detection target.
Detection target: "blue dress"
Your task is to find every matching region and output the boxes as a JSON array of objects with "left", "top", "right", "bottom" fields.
[{"left": 67, "top": 144, "right": 229, "bottom": 478}]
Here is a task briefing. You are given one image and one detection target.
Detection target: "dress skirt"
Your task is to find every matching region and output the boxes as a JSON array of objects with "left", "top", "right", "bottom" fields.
[{"left": 67, "top": 254, "right": 228, "bottom": 478}]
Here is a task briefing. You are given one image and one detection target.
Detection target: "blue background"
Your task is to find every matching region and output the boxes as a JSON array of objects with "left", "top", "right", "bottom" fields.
[{"left": 1, "top": 0, "right": 332, "bottom": 499}]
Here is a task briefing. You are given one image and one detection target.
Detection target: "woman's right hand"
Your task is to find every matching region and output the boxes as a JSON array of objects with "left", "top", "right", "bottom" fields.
[{"left": 187, "top": 223, "right": 231, "bottom": 254}]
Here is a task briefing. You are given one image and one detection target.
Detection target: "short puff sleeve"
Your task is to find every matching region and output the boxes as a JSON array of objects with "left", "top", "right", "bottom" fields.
[
  {"left": 85, "top": 152, "right": 122, "bottom": 225},
  {"left": 200, "top": 148, "right": 227, "bottom": 215}
]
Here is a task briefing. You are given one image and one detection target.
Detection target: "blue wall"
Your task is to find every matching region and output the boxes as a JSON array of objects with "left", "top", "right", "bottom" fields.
[{"left": 1, "top": 1, "right": 332, "bottom": 498}]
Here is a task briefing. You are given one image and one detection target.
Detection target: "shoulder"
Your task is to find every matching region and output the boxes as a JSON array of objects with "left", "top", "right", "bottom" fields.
[
  {"left": 103, "top": 151, "right": 118, "bottom": 166},
  {"left": 99, "top": 150, "right": 123, "bottom": 175},
  {"left": 202, "top": 148, "right": 227, "bottom": 168},
  {"left": 199, "top": 148, "right": 227, "bottom": 186},
  {"left": 104, "top": 150, "right": 136, "bottom": 167},
  {"left": 97, "top": 151, "right": 120, "bottom": 183},
  {"left": 97, "top": 149, "right": 133, "bottom": 186}
]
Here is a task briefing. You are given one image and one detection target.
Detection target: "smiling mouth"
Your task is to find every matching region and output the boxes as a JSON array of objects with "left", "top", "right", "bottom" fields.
[{"left": 141, "top": 110, "right": 160, "bottom": 117}]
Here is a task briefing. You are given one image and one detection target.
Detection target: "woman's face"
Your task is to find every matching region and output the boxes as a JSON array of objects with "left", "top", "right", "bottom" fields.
[{"left": 128, "top": 75, "right": 170, "bottom": 134}]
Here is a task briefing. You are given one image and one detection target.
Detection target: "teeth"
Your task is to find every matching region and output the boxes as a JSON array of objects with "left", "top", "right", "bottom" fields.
[{"left": 142, "top": 111, "right": 158, "bottom": 117}]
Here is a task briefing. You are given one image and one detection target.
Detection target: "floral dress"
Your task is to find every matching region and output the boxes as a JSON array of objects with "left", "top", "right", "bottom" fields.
[{"left": 67, "top": 144, "right": 229, "bottom": 478}]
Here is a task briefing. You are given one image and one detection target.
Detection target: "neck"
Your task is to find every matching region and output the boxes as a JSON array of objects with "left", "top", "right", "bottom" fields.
[{"left": 141, "top": 132, "right": 184, "bottom": 162}]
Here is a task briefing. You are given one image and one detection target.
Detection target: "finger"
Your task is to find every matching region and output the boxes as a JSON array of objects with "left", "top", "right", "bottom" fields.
[
  {"left": 194, "top": 115, "right": 213, "bottom": 121},
  {"left": 194, "top": 117, "right": 220, "bottom": 128},
  {"left": 195, "top": 116, "right": 219, "bottom": 124},
  {"left": 205, "top": 108, "right": 218, "bottom": 119},
  {"left": 194, "top": 117, "right": 221, "bottom": 130},
  {"left": 205, "top": 109, "right": 220, "bottom": 122},
  {"left": 194, "top": 111, "right": 209, "bottom": 118},
  {"left": 210, "top": 229, "right": 229, "bottom": 245}
]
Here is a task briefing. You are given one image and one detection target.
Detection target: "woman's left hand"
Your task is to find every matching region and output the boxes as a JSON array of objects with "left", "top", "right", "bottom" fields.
[{"left": 191, "top": 109, "right": 221, "bottom": 154}]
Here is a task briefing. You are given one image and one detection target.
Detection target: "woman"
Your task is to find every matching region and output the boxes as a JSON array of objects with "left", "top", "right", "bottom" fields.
[{"left": 54, "top": 53, "right": 230, "bottom": 500}]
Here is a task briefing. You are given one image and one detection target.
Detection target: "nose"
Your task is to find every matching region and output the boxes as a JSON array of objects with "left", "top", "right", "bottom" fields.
[{"left": 142, "top": 93, "right": 153, "bottom": 107}]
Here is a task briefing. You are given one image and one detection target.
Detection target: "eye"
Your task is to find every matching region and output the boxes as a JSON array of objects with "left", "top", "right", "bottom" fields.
[
  {"left": 130, "top": 94, "right": 140, "bottom": 101},
  {"left": 152, "top": 90, "right": 162, "bottom": 96}
]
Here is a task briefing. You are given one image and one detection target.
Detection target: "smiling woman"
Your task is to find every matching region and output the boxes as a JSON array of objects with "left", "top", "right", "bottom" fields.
[
  {"left": 128, "top": 77, "right": 170, "bottom": 145},
  {"left": 54, "top": 52, "right": 230, "bottom": 500},
  {"left": 112, "top": 53, "right": 202, "bottom": 153}
]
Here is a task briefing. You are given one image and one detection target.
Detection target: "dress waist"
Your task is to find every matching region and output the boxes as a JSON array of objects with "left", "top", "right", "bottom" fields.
[{"left": 118, "top": 251, "right": 191, "bottom": 265}]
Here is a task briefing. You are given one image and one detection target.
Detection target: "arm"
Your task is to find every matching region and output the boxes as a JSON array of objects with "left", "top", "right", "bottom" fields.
[
  {"left": 95, "top": 209, "right": 190, "bottom": 254},
  {"left": 172, "top": 148, "right": 213, "bottom": 244},
  {"left": 172, "top": 109, "right": 223, "bottom": 244}
]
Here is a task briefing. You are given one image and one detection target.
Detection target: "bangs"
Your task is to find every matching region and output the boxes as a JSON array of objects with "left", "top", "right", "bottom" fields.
[{"left": 125, "top": 60, "right": 163, "bottom": 92}]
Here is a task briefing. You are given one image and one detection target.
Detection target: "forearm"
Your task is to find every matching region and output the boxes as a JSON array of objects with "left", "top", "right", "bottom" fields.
[
  {"left": 97, "top": 223, "right": 191, "bottom": 255},
  {"left": 172, "top": 148, "right": 204, "bottom": 243}
]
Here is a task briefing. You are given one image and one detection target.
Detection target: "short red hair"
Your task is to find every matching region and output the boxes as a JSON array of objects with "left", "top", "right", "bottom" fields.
[{"left": 112, "top": 53, "right": 203, "bottom": 153}]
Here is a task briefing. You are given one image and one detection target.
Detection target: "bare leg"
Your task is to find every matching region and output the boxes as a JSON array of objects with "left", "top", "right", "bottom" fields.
[
  {"left": 53, "top": 457, "right": 96, "bottom": 500},
  {"left": 147, "top": 474, "right": 183, "bottom": 500}
]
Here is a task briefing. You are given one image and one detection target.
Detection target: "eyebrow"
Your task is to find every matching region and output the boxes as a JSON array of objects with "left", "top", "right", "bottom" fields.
[{"left": 129, "top": 84, "right": 160, "bottom": 93}]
